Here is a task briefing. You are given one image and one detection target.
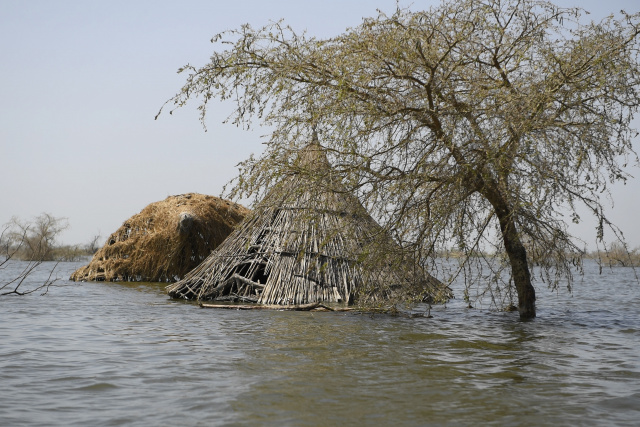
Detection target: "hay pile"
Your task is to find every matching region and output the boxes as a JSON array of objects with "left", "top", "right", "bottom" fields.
[{"left": 70, "top": 193, "right": 249, "bottom": 282}]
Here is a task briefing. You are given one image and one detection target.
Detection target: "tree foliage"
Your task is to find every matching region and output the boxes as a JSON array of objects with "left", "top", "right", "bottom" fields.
[
  {"left": 159, "top": 0, "right": 640, "bottom": 318},
  {"left": 0, "top": 214, "right": 68, "bottom": 296},
  {"left": 4, "top": 213, "right": 69, "bottom": 261}
]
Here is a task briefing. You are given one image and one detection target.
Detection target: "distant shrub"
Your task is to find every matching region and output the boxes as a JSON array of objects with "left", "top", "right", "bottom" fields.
[
  {"left": 2, "top": 214, "right": 98, "bottom": 263},
  {"left": 589, "top": 242, "right": 640, "bottom": 267},
  {"left": 50, "top": 245, "right": 91, "bottom": 262}
]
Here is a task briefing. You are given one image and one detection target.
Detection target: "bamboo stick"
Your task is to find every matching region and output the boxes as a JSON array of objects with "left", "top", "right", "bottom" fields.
[{"left": 199, "top": 302, "right": 354, "bottom": 311}]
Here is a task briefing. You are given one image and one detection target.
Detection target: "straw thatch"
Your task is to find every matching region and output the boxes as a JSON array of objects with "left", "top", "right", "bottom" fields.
[
  {"left": 70, "top": 193, "right": 249, "bottom": 282},
  {"left": 167, "top": 136, "right": 451, "bottom": 306}
]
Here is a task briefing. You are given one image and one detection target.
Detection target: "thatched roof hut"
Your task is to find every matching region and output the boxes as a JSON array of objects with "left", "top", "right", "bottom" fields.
[
  {"left": 70, "top": 193, "right": 249, "bottom": 282},
  {"left": 167, "top": 136, "right": 451, "bottom": 306}
]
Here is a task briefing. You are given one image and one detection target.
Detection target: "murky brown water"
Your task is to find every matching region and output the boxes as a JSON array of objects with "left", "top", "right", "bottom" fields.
[{"left": 1, "top": 260, "right": 639, "bottom": 426}]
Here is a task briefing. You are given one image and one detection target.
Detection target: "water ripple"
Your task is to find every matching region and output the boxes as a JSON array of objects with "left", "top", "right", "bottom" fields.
[{"left": 1, "top": 260, "right": 639, "bottom": 426}]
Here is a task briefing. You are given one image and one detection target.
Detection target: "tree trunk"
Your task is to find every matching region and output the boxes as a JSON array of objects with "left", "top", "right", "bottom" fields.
[
  {"left": 480, "top": 184, "right": 536, "bottom": 319},
  {"left": 498, "top": 213, "right": 536, "bottom": 319}
]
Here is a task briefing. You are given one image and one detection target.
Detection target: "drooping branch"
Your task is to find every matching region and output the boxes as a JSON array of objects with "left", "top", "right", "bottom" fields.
[{"left": 160, "top": 1, "right": 640, "bottom": 317}]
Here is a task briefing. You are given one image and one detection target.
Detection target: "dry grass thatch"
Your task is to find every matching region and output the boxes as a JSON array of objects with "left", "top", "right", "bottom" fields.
[
  {"left": 70, "top": 193, "right": 249, "bottom": 282},
  {"left": 167, "top": 136, "right": 452, "bottom": 306}
]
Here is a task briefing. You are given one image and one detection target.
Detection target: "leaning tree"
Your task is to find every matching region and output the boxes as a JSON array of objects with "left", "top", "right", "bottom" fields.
[{"left": 159, "top": 0, "right": 640, "bottom": 318}]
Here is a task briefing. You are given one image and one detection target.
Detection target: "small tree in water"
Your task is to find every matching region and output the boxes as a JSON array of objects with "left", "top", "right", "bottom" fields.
[
  {"left": 6, "top": 213, "right": 69, "bottom": 261},
  {"left": 159, "top": 0, "right": 640, "bottom": 318},
  {"left": 1, "top": 214, "right": 68, "bottom": 296}
]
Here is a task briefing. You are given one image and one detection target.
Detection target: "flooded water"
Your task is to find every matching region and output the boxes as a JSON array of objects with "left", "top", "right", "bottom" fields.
[{"left": 1, "top": 260, "right": 639, "bottom": 426}]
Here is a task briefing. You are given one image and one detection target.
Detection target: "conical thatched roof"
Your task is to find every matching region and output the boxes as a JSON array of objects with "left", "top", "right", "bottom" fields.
[
  {"left": 70, "top": 193, "right": 249, "bottom": 282},
  {"left": 167, "top": 137, "right": 451, "bottom": 306}
]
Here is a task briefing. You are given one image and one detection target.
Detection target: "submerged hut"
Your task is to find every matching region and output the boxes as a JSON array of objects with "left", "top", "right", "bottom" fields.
[
  {"left": 70, "top": 193, "right": 249, "bottom": 282},
  {"left": 167, "top": 135, "right": 450, "bottom": 306}
]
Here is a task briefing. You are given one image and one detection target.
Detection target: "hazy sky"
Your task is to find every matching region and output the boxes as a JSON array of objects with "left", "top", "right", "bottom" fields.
[{"left": 1, "top": 0, "right": 638, "bottom": 249}]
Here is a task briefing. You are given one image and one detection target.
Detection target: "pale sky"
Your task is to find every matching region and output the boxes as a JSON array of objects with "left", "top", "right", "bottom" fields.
[{"left": 1, "top": 0, "right": 638, "bottom": 249}]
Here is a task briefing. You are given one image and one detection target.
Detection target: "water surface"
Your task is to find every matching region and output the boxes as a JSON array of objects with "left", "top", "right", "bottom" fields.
[{"left": 1, "top": 260, "right": 639, "bottom": 426}]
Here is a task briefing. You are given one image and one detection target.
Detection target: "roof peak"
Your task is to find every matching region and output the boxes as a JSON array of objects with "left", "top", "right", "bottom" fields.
[{"left": 296, "top": 130, "right": 329, "bottom": 170}]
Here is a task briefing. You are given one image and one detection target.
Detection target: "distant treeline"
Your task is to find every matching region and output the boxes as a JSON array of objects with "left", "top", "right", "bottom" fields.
[
  {"left": 4, "top": 213, "right": 638, "bottom": 268},
  {"left": 1, "top": 213, "right": 100, "bottom": 262},
  {"left": 437, "top": 243, "right": 640, "bottom": 268},
  {"left": 586, "top": 243, "right": 640, "bottom": 268}
]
